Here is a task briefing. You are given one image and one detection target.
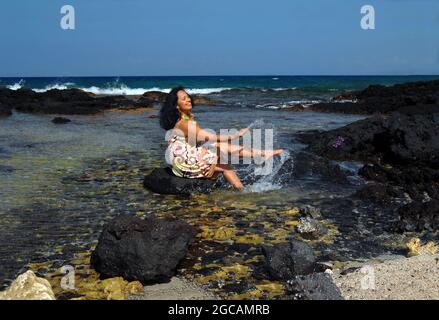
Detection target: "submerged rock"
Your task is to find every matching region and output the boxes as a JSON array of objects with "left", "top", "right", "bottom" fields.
[
  {"left": 281, "top": 104, "right": 306, "bottom": 112},
  {"left": 51, "top": 117, "right": 71, "bottom": 124},
  {"left": 69, "top": 277, "right": 145, "bottom": 300},
  {"left": 296, "top": 217, "right": 328, "bottom": 240},
  {"left": 299, "top": 205, "right": 322, "bottom": 219},
  {"left": 275, "top": 151, "right": 353, "bottom": 186},
  {"left": 91, "top": 215, "right": 196, "bottom": 284},
  {"left": 352, "top": 183, "right": 403, "bottom": 206},
  {"left": 262, "top": 240, "right": 317, "bottom": 280},
  {"left": 0, "top": 270, "right": 55, "bottom": 300},
  {"left": 0, "top": 165, "right": 15, "bottom": 173},
  {"left": 0, "top": 104, "right": 12, "bottom": 117},
  {"left": 143, "top": 167, "right": 218, "bottom": 195}
]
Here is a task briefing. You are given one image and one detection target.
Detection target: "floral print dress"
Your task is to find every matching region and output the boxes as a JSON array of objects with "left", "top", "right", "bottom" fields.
[{"left": 166, "top": 135, "right": 218, "bottom": 179}]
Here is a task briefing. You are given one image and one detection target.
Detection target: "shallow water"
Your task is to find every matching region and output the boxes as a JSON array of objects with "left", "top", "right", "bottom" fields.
[{"left": 1, "top": 105, "right": 411, "bottom": 298}]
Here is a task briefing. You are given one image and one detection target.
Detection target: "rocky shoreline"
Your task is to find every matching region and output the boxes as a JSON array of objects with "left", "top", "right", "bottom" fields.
[
  {"left": 308, "top": 80, "right": 439, "bottom": 114},
  {"left": 295, "top": 108, "right": 439, "bottom": 234},
  {"left": 0, "top": 88, "right": 223, "bottom": 116},
  {"left": 2, "top": 236, "right": 437, "bottom": 300}
]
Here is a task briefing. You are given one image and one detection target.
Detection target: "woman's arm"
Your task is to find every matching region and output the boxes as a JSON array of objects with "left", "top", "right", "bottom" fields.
[
  {"left": 197, "top": 123, "right": 250, "bottom": 143},
  {"left": 176, "top": 119, "right": 249, "bottom": 143}
]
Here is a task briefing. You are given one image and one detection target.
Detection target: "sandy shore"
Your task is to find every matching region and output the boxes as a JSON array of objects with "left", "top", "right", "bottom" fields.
[
  {"left": 129, "top": 277, "right": 219, "bottom": 300},
  {"left": 331, "top": 254, "right": 439, "bottom": 300},
  {"left": 128, "top": 254, "right": 439, "bottom": 300}
]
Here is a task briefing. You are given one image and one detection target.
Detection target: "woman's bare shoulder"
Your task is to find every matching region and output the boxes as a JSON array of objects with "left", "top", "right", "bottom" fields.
[
  {"left": 173, "top": 119, "right": 189, "bottom": 135},
  {"left": 174, "top": 119, "right": 185, "bottom": 129}
]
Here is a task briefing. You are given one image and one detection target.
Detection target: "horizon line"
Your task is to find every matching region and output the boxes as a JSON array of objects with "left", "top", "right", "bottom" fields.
[{"left": 1, "top": 74, "right": 439, "bottom": 78}]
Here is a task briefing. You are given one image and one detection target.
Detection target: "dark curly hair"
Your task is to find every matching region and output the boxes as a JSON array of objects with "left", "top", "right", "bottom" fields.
[{"left": 159, "top": 86, "right": 194, "bottom": 130}]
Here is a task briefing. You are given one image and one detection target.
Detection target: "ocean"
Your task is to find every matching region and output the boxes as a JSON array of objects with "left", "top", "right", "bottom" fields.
[{"left": 2, "top": 75, "right": 439, "bottom": 101}]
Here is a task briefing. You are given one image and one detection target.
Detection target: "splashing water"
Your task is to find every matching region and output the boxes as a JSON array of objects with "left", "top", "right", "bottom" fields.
[
  {"left": 247, "top": 118, "right": 266, "bottom": 130},
  {"left": 238, "top": 118, "right": 292, "bottom": 192},
  {"left": 245, "top": 151, "right": 291, "bottom": 193},
  {"left": 6, "top": 79, "right": 26, "bottom": 90}
]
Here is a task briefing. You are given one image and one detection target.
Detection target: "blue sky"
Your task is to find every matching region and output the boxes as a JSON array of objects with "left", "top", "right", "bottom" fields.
[{"left": 1, "top": 0, "right": 438, "bottom": 76}]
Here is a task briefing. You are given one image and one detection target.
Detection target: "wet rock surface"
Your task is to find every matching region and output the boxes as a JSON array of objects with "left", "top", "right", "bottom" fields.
[
  {"left": 143, "top": 167, "right": 219, "bottom": 195},
  {"left": 275, "top": 151, "right": 353, "bottom": 186},
  {"left": 51, "top": 117, "right": 71, "bottom": 124},
  {"left": 296, "top": 217, "right": 328, "bottom": 240},
  {"left": 91, "top": 214, "right": 197, "bottom": 284}
]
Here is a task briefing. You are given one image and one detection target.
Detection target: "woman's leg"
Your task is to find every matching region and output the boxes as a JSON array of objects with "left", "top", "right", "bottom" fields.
[
  {"left": 214, "top": 163, "right": 244, "bottom": 190},
  {"left": 214, "top": 142, "right": 284, "bottom": 160}
]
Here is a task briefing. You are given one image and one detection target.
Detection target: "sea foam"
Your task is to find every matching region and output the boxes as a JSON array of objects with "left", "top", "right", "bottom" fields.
[{"left": 5, "top": 80, "right": 230, "bottom": 95}]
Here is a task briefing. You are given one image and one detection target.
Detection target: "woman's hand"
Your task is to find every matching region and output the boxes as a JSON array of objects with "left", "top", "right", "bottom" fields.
[{"left": 232, "top": 127, "right": 250, "bottom": 140}]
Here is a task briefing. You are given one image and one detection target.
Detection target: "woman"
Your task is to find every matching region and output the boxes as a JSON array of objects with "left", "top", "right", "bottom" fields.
[{"left": 159, "top": 86, "right": 284, "bottom": 190}]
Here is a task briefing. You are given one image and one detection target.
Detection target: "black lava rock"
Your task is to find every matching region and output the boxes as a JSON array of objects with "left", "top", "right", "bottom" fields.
[
  {"left": 262, "top": 239, "right": 317, "bottom": 280},
  {"left": 395, "top": 199, "right": 439, "bottom": 232},
  {"left": 309, "top": 80, "right": 439, "bottom": 115},
  {"left": 90, "top": 214, "right": 197, "bottom": 284},
  {"left": 352, "top": 183, "right": 403, "bottom": 206},
  {"left": 275, "top": 151, "right": 352, "bottom": 186},
  {"left": 359, "top": 163, "right": 439, "bottom": 201},
  {"left": 297, "top": 108, "right": 439, "bottom": 206},
  {"left": 300, "top": 110, "right": 439, "bottom": 168},
  {"left": 0, "top": 87, "right": 136, "bottom": 115},
  {"left": 143, "top": 167, "right": 218, "bottom": 195},
  {"left": 285, "top": 273, "right": 344, "bottom": 300}
]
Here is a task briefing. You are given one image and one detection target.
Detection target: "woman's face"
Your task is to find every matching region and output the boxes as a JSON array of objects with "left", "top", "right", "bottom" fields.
[{"left": 177, "top": 90, "right": 192, "bottom": 114}]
